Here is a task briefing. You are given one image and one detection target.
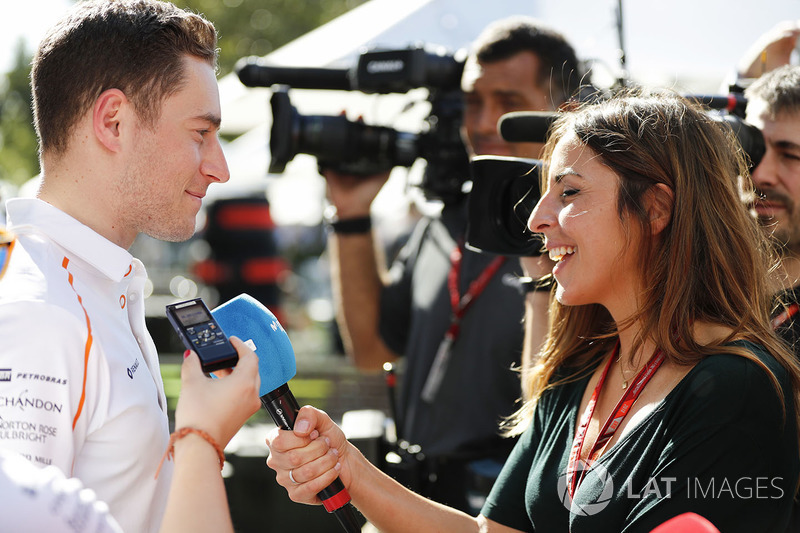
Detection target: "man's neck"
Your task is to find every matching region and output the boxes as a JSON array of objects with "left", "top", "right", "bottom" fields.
[{"left": 37, "top": 171, "right": 135, "bottom": 250}]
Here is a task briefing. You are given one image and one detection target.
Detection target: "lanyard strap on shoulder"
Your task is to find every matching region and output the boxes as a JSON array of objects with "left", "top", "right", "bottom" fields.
[{"left": 566, "top": 341, "right": 665, "bottom": 499}]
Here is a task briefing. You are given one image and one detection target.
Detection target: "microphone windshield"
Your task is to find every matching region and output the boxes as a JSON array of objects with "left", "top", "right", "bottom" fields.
[
  {"left": 498, "top": 111, "right": 559, "bottom": 143},
  {"left": 211, "top": 294, "right": 296, "bottom": 396}
]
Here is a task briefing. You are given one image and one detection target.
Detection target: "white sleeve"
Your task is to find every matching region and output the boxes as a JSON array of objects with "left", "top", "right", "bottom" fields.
[
  {"left": 0, "top": 300, "right": 104, "bottom": 473},
  {"left": 0, "top": 449, "right": 123, "bottom": 533}
]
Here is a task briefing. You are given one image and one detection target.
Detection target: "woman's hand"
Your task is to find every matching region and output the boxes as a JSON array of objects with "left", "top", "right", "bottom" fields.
[
  {"left": 174, "top": 336, "right": 261, "bottom": 448},
  {"left": 265, "top": 405, "right": 356, "bottom": 505}
]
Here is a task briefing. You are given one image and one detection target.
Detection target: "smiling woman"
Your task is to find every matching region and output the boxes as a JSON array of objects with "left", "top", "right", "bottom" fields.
[{"left": 529, "top": 132, "right": 644, "bottom": 310}]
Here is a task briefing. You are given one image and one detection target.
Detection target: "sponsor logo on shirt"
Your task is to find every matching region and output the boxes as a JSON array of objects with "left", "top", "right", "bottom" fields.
[
  {"left": 13, "top": 372, "right": 67, "bottom": 386},
  {"left": 0, "top": 416, "right": 58, "bottom": 444},
  {"left": 127, "top": 358, "right": 140, "bottom": 379},
  {"left": 11, "top": 451, "right": 52, "bottom": 467},
  {"left": 0, "top": 369, "right": 10, "bottom": 382},
  {"left": 0, "top": 390, "right": 63, "bottom": 413}
]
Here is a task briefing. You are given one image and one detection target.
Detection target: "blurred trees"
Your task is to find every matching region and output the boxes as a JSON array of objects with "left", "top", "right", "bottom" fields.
[
  {"left": 0, "top": 0, "right": 365, "bottom": 187},
  {"left": 184, "top": 0, "right": 365, "bottom": 76},
  {"left": 0, "top": 40, "right": 38, "bottom": 188}
]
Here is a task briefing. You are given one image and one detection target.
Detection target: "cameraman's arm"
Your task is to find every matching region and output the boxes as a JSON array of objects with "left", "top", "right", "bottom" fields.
[
  {"left": 519, "top": 256, "right": 553, "bottom": 401},
  {"left": 325, "top": 169, "right": 401, "bottom": 371}
]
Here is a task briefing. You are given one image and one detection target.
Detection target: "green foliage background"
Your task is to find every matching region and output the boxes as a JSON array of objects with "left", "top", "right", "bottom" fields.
[{"left": 0, "top": 0, "right": 365, "bottom": 188}]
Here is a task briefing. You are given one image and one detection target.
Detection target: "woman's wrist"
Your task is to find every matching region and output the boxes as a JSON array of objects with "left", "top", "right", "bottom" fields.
[
  {"left": 339, "top": 440, "right": 372, "bottom": 500},
  {"left": 156, "top": 427, "right": 226, "bottom": 478}
]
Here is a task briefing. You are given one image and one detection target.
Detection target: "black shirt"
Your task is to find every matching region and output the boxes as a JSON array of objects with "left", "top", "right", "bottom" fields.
[
  {"left": 379, "top": 202, "right": 525, "bottom": 457},
  {"left": 482, "top": 342, "right": 798, "bottom": 532}
]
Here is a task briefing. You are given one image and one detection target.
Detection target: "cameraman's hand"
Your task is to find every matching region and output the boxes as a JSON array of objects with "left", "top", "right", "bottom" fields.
[
  {"left": 265, "top": 405, "right": 359, "bottom": 506},
  {"left": 520, "top": 254, "right": 555, "bottom": 279},
  {"left": 738, "top": 20, "right": 800, "bottom": 79},
  {"left": 174, "top": 337, "right": 261, "bottom": 448},
  {"left": 323, "top": 168, "right": 391, "bottom": 218}
]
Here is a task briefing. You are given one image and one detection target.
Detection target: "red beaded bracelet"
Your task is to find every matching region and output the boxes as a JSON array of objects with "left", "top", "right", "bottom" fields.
[{"left": 155, "top": 427, "right": 225, "bottom": 479}]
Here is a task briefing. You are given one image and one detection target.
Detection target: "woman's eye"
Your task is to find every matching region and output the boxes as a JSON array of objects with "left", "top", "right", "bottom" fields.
[{"left": 560, "top": 188, "right": 578, "bottom": 198}]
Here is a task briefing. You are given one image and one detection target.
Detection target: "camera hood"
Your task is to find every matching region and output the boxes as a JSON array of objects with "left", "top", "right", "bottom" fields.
[{"left": 466, "top": 155, "right": 543, "bottom": 257}]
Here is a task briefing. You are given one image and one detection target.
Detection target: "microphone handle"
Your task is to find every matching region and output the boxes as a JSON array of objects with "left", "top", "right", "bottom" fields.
[{"left": 261, "top": 384, "right": 361, "bottom": 533}]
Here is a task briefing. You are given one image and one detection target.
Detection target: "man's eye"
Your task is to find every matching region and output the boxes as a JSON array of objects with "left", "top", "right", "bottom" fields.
[
  {"left": 463, "top": 96, "right": 480, "bottom": 109},
  {"left": 500, "top": 97, "right": 524, "bottom": 110}
]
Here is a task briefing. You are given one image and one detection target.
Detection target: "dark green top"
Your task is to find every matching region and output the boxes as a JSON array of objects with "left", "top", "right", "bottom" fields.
[{"left": 482, "top": 342, "right": 799, "bottom": 532}]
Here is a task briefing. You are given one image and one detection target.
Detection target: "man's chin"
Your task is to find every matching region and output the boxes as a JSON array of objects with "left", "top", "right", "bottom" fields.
[{"left": 145, "top": 223, "right": 196, "bottom": 243}]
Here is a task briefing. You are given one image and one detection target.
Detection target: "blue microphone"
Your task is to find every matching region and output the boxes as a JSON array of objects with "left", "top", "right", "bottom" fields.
[{"left": 211, "top": 294, "right": 361, "bottom": 533}]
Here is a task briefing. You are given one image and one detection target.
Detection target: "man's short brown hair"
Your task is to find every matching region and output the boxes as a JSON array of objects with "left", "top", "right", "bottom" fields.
[
  {"left": 31, "top": 0, "right": 219, "bottom": 156},
  {"left": 471, "top": 16, "right": 581, "bottom": 106},
  {"left": 746, "top": 65, "right": 800, "bottom": 118}
]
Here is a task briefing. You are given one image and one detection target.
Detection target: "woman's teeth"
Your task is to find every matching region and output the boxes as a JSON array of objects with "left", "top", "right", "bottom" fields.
[{"left": 548, "top": 246, "right": 575, "bottom": 262}]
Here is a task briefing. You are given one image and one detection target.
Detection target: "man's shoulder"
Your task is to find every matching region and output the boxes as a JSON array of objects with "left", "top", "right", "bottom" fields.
[{"left": 0, "top": 237, "right": 90, "bottom": 338}]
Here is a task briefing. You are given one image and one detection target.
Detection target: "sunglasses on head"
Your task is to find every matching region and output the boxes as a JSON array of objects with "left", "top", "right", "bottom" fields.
[{"left": 0, "top": 228, "right": 15, "bottom": 280}]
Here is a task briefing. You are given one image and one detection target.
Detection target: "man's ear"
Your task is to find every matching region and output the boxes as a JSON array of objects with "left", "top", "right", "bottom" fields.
[
  {"left": 92, "top": 89, "right": 128, "bottom": 152},
  {"left": 647, "top": 183, "right": 674, "bottom": 235}
]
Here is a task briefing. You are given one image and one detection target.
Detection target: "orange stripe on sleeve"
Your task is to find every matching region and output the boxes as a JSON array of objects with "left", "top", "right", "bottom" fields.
[{"left": 61, "top": 257, "right": 94, "bottom": 430}]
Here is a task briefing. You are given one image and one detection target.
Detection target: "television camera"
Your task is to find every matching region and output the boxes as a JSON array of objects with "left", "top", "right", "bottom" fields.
[{"left": 235, "top": 45, "right": 471, "bottom": 203}]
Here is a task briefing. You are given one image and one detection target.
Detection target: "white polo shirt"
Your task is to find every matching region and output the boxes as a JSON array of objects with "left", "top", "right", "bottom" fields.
[{"left": 0, "top": 198, "right": 172, "bottom": 533}]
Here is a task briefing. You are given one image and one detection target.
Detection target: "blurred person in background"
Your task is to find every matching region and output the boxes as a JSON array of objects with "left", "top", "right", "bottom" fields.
[
  {"left": 323, "top": 15, "right": 581, "bottom": 513},
  {"left": 746, "top": 65, "right": 800, "bottom": 351}
]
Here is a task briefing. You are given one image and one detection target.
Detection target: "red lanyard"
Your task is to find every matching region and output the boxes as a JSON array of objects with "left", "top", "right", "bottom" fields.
[
  {"left": 566, "top": 341, "right": 665, "bottom": 499},
  {"left": 446, "top": 245, "right": 506, "bottom": 339},
  {"left": 420, "top": 245, "right": 506, "bottom": 402},
  {"left": 772, "top": 303, "right": 800, "bottom": 330}
]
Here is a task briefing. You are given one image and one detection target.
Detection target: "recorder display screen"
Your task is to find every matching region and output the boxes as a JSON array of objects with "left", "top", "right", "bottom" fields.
[{"left": 174, "top": 303, "right": 211, "bottom": 326}]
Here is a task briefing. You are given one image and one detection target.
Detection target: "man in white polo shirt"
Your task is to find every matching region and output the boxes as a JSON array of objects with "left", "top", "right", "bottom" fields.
[{"left": 0, "top": 1, "right": 229, "bottom": 531}]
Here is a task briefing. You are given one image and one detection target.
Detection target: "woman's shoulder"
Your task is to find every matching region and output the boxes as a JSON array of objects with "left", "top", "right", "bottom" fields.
[
  {"left": 692, "top": 340, "right": 788, "bottom": 383},
  {"left": 674, "top": 340, "right": 792, "bottom": 415}
]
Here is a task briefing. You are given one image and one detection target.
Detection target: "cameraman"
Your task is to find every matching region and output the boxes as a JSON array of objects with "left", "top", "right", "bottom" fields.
[
  {"left": 324, "top": 16, "right": 580, "bottom": 513},
  {"left": 736, "top": 21, "right": 800, "bottom": 352},
  {"left": 737, "top": 32, "right": 800, "bottom": 533}
]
